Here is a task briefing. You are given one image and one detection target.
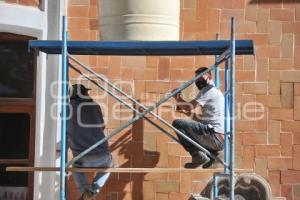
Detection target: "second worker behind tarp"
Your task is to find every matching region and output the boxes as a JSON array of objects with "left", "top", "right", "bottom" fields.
[
  {"left": 172, "top": 67, "right": 224, "bottom": 169},
  {"left": 67, "top": 84, "right": 113, "bottom": 200}
]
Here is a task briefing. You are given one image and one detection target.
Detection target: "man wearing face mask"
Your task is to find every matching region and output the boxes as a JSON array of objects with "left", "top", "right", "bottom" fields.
[{"left": 172, "top": 67, "right": 224, "bottom": 168}]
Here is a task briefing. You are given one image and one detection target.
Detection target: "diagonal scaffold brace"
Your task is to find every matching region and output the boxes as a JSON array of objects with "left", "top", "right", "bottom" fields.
[
  {"left": 68, "top": 55, "right": 227, "bottom": 167},
  {"left": 68, "top": 62, "right": 181, "bottom": 143},
  {"left": 66, "top": 58, "right": 229, "bottom": 168}
]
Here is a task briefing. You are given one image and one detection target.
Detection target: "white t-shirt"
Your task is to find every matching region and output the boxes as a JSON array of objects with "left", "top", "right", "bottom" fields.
[{"left": 196, "top": 85, "right": 225, "bottom": 133}]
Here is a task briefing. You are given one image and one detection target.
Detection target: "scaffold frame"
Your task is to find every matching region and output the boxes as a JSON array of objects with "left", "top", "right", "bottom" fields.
[{"left": 7, "top": 16, "right": 254, "bottom": 200}]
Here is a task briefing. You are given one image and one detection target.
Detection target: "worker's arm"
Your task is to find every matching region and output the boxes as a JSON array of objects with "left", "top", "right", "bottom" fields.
[{"left": 174, "top": 92, "right": 200, "bottom": 113}]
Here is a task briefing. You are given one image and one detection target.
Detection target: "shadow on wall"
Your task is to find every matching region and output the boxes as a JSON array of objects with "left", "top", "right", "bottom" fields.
[{"left": 103, "top": 106, "right": 160, "bottom": 200}]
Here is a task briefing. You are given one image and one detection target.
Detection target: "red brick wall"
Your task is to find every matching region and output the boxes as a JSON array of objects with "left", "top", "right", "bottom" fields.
[
  {"left": 4, "top": 0, "right": 40, "bottom": 7},
  {"left": 67, "top": 0, "right": 300, "bottom": 199}
]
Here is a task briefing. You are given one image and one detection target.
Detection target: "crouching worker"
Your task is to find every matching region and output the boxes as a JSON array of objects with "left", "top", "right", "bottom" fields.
[
  {"left": 67, "top": 84, "right": 113, "bottom": 200},
  {"left": 172, "top": 67, "right": 224, "bottom": 169}
]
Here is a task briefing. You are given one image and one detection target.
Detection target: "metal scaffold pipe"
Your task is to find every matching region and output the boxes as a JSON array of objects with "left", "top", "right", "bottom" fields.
[
  {"left": 60, "top": 15, "right": 68, "bottom": 200},
  {"left": 229, "top": 17, "right": 236, "bottom": 200},
  {"left": 66, "top": 64, "right": 226, "bottom": 167},
  {"left": 69, "top": 56, "right": 226, "bottom": 166}
]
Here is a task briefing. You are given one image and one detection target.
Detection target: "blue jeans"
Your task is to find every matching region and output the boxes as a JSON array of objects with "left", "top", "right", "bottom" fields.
[
  {"left": 172, "top": 119, "right": 223, "bottom": 154},
  {"left": 72, "top": 153, "right": 113, "bottom": 195}
]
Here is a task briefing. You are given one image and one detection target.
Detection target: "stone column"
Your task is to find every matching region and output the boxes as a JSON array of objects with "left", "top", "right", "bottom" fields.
[{"left": 99, "top": 0, "right": 180, "bottom": 41}]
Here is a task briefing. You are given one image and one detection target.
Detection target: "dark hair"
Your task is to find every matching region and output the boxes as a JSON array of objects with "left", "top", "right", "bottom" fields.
[
  {"left": 70, "top": 84, "right": 90, "bottom": 99},
  {"left": 195, "top": 67, "right": 211, "bottom": 76}
]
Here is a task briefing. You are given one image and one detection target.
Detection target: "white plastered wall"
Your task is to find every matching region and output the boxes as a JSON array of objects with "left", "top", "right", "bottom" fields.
[{"left": 0, "top": 1, "right": 65, "bottom": 199}]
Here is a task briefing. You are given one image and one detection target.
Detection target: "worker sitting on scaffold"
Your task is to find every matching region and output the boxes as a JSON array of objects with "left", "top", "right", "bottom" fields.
[{"left": 172, "top": 67, "right": 224, "bottom": 169}]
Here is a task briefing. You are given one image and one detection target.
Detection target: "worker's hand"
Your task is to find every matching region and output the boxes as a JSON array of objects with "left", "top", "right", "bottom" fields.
[
  {"left": 171, "top": 89, "right": 182, "bottom": 100},
  {"left": 175, "top": 93, "right": 182, "bottom": 101}
]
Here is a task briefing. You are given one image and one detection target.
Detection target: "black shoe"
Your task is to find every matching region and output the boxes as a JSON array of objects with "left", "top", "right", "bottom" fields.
[
  {"left": 184, "top": 151, "right": 209, "bottom": 168},
  {"left": 202, "top": 151, "right": 222, "bottom": 169},
  {"left": 79, "top": 190, "right": 95, "bottom": 200}
]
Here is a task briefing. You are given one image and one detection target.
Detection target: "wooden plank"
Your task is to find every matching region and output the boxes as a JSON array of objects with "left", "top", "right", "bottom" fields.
[
  {"left": 6, "top": 166, "right": 253, "bottom": 173},
  {"left": 0, "top": 159, "right": 29, "bottom": 165}
]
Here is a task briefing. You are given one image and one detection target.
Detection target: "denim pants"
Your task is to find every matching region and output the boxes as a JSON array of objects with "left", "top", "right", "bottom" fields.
[
  {"left": 72, "top": 153, "right": 113, "bottom": 195},
  {"left": 172, "top": 119, "right": 223, "bottom": 154}
]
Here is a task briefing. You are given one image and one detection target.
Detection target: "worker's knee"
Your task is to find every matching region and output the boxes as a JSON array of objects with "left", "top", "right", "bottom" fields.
[
  {"left": 172, "top": 119, "right": 180, "bottom": 128},
  {"left": 172, "top": 119, "right": 187, "bottom": 128}
]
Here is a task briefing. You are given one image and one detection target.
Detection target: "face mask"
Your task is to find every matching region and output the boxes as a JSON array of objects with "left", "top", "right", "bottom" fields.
[{"left": 195, "top": 79, "right": 208, "bottom": 90}]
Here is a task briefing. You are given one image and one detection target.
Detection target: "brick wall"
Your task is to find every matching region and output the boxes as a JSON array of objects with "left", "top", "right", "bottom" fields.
[
  {"left": 67, "top": 0, "right": 300, "bottom": 199},
  {"left": 4, "top": 0, "right": 40, "bottom": 7}
]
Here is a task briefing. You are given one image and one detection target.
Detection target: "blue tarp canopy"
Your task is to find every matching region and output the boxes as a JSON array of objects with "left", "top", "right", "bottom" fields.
[{"left": 29, "top": 40, "right": 254, "bottom": 56}]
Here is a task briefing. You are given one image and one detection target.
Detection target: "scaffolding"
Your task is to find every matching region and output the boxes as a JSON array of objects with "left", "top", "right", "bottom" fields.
[{"left": 6, "top": 16, "right": 254, "bottom": 200}]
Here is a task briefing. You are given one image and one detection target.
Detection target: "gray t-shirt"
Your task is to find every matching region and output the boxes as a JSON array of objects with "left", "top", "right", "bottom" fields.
[
  {"left": 67, "top": 97, "right": 110, "bottom": 156},
  {"left": 196, "top": 85, "right": 224, "bottom": 133}
]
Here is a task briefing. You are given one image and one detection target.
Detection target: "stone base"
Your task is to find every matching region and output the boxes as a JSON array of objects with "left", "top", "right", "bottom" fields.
[{"left": 200, "top": 173, "right": 272, "bottom": 200}]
